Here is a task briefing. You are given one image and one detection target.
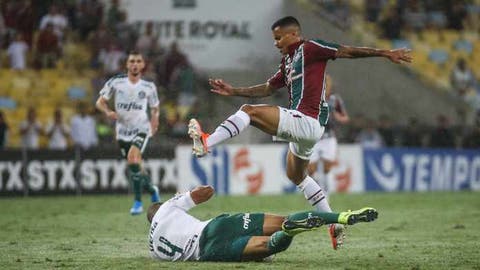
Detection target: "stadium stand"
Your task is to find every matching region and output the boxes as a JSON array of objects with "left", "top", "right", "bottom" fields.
[{"left": 0, "top": 0, "right": 478, "bottom": 150}]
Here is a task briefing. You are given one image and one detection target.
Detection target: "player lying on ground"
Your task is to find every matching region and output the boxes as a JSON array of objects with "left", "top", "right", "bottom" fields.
[
  {"left": 188, "top": 16, "right": 410, "bottom": 249},
  {"left": 147, "top": 185, "right": 378, "bottom": 262}
]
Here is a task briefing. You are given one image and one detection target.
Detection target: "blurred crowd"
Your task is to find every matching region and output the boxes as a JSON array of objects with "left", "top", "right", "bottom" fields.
[
  {"left": 313, "top": 0, "right": 480, "bottom": 149},
  {"left": 0, "top": 0, "right": 203, "bottom": 150},
  {"left": 0, "top": 0, "right": 478, "bottom": 150},
  {"left": 340, "top": 112, "right": 480, "bottom": 149}
]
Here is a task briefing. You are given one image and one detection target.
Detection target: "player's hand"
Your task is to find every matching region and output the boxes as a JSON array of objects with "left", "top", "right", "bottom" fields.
[
  {"left": 106, "top": 111, "right": 118, "bottom": 120},
  {"left": 387, "top": 48, "right": 412, "bottom": 64},
  {"left": 209, "top": 78, "right": 234, "bottom": 96},
  {"left": 150, "top": 119, "right": 159, "bottom": 135}
]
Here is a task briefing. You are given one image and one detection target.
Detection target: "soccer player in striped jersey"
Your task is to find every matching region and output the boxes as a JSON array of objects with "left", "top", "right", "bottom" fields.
[
  {"left": 188, "top": 16, "right": 411, "bottom": 248},
  {"left": 96, "top": 51, "right": 161, "bottom": 215}
]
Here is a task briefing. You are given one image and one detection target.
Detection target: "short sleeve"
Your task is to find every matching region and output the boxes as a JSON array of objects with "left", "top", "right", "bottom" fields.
[
  {"left": 308, "top": 39, "right": 340, "bottom": 61},
  {"left": 99, "top": 78, "right": 115, "bottom": 100},
  {"left": 267, "top": 65, "right": 286, "bottom": 89},
  {"left": 148, "top": 83, "right": 160, "bottom": 107},
  {"left": 165, "top": 191, "right": 196, "bottom": 211}
]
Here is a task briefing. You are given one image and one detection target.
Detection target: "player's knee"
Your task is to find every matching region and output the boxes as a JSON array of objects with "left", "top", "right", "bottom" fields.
[
  {"left": 127, "top": 152, "right": 141, "bottom": 164},
  {"left": 286, "top": 170, "right": 305, "bottom": 184},
  {"left": 240, "top": 104, "right": 256, "bottom": 118}
]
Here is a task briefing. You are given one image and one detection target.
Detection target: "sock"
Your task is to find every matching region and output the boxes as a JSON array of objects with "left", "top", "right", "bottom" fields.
[
  {"left": 267, "top": 231, "right": 292, "bottom": 254},
  {"left": 141, "top": 173, "right": 156, "bottom": 194},
  {"left": 297, "top": 175, "right": 332, "bottom": 212},
  {"left": 287, "top": 210, "right": 340, "bottom": 225},
  {"left": 311, "top": 171, "right": 324, "bottom": 187},
  {"left": 206, "top": 110, "right": 250, "bottom": 148},
  {"left": 312, "top": 170, "right": 329, "bottom": 196},
  {"left": 128, "top": 164, "right": 142, "bottom": 202}
]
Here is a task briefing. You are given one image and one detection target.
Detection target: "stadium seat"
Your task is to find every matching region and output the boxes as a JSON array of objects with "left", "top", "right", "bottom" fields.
[
  {"left": 392, "top": 39, "right": 413, "bottom": 49},
  {"left": 428, "top": 49, "right": 449, "bottom": 65},
  {"left": 0, "top": 97, "right": 17, "bottom": 109},
  {"left": 454, "top": 39, "right": 473, "bottom": 54}
]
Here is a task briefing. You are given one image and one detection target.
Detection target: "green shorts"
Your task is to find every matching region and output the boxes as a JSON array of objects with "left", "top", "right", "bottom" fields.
[
  {"left": 118, "top": 133, "right": 149, "bottom": 158},
  {"left": 199, "top": 213, "right": 265, "bottom": 262}
]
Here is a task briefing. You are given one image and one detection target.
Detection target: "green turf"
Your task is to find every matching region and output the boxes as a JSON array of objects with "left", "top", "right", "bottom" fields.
[{"left": 1, "top": 192, "right": 479, "bottom": 270}]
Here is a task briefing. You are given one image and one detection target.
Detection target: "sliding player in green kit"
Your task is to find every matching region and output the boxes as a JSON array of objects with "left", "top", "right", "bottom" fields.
[{"left": 147, "top": 185, "right": 378, "bottom": 262}]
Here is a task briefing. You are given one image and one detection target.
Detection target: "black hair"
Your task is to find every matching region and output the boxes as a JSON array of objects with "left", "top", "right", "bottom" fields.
[
  {"left": 147, "top": 202, "right": 163, "bottom": 223},
  {"left": 271, "top": 16, "right": 301, "bottom": 31}
]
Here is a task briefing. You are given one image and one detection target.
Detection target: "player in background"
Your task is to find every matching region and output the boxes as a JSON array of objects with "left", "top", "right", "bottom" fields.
[
  {"left": 96, "top": 51, "right": 160, "bottom": 215},
  {"left": 187, "top": 16, "right": 411, "bottom": 248},
  {"left": 307, "top": 75, "right": 349, "bottom": 194},
  {"left": 147, "top": 185, "right": 378, "bottom": 262}
]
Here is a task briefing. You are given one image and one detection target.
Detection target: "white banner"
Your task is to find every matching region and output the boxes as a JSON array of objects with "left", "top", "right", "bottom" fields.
[
  {"left": 175, "top": 144, "right": 364, "bottom": 195},
  {"left": 327, "top": 145, "right": 364, "bottom": 193},
  {"left": 122, "top": 0, "right": 283, "bottom": 70}
]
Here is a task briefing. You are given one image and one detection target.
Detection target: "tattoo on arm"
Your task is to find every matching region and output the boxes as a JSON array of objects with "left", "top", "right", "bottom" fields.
[
  {"left": 233, "top": 83, "right": 274, "bottom": 97},
  {"left": 337, "top": 46, "right": 388, "bottom": 58}
]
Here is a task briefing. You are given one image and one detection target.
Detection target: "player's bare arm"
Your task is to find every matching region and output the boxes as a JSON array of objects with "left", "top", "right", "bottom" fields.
[
  {"left": 336, "top": 46, "right": 412, "bottom": 64},
  {"left": 333, "top": 110, "right": 349, "bottom": 124},
  {"left": 333, "top": 111, "right": 349, "bottom": 124},
  {"left": 209, "top": 79, "right": 276, "bottom": 97},
  {"left": 150, "top": 106, "right": 159, "bottom": 135},
  {"left": 190, "top": 185, "right": 215, "bottom": 204},
  {"left": 95, "top": 96, "right": 118, "bottom": 120}
]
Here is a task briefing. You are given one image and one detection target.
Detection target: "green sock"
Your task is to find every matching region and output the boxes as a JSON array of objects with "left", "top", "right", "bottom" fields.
[
  {"left": 288, "top": 211, "right": 340, "bottom": 224},
  {"left": 128, "top": 164, "right": 142, "bottom": 202},
  {"left": 267, "top": 231, "right": 292, "bottom": 254},
  {"left": 141, "top": 173, "right": 156, "bottom": 194}
]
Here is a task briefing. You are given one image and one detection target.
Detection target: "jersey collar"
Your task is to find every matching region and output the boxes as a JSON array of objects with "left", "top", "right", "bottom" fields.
[{"left": 287, "top": 40, "right": 304, "bottom": 56}]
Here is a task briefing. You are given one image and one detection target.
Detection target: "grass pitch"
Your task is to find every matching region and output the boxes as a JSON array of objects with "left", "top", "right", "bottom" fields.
[{"left": 1, "top": 191, "right": 479, "bottom": 270}]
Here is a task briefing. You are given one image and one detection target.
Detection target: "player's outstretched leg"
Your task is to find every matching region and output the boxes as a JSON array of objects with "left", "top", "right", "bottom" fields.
[
  {"left": 282, "top": 209, "right": 378, "bottom": 236},
  {"left": 338, "top": 207, "right": 379, "bottom": 225},
  {"left": 188, "top": 110, "right": 250, "bottom": 158},
  {"left": 128, "top": 164, "right": 143, "bottom": 215},
  {"left": 282, "top": 216, "right": 325, "bottom": 236}
]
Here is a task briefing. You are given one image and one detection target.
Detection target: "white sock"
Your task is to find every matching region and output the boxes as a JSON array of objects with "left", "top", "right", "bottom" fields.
[
  {"left": 297, "top": 175, "right": 332, "bottom": 212},
  {"left": 312, "top": 171, "right": 329, "bottom": 195},
  {"left": 206, "top": 110, "right": 250, "bottom": 148}
]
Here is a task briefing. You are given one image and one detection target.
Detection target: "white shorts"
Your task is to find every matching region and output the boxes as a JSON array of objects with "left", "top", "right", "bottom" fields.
[
  {"left": 274, "top": 107, "right": 324, "bottom": 160},
  {"left": 310, "top": 136, "right": 338, "bottom": 163}
]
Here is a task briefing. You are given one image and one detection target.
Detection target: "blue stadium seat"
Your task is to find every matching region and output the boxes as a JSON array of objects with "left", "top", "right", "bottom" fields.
[
  {"left": 0, "top": 97, "right": 17, "bottom": 109},
  {"left": 392, "top": 39, "right": 413, "bottom": 49},
  {"left": 67, "top": 86, "right": 87, "bottom": 100},
  {"left": 454, "top": 39, "right": 473, "bottom": 54},
  {"left": 428, "top": 49, "right": 449, "bottom": 65}
]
